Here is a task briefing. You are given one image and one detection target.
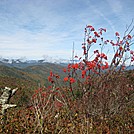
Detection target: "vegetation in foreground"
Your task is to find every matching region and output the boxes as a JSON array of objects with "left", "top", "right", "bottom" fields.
[{"left": 0, "top": 23, "right": 134, "bottom": 133}]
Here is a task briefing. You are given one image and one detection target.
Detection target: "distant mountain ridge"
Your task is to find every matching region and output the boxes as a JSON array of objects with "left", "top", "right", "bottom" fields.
[
  {"left": 0, "top": 57, "right": 69, "bottom": 68},
  {"left": 0, "top": 57, "right": 133, "bottom": 70},
  {"left": 0, "top": 62, "right": 67, "bottom": 87}
]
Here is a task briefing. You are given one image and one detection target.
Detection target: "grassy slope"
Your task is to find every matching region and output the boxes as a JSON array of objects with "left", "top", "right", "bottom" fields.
[
  {"left": 0, "top": 63, "right": 66, "bottom": 106},
  {"left": 0, "top": 63, "right": 65, "bottom": 86}
]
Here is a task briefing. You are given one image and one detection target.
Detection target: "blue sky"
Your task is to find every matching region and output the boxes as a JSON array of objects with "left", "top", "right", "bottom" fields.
[{"left": 0, "top": 0, "right": 134, "bottom": 60}]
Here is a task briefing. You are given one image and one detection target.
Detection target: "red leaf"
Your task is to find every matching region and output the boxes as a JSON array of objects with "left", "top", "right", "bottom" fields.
[
  {"left": 127, "top": 34, "right": 132, "bottom": 39},
  {"left": 86, "top": 25, "right": 95, "bottom": 31},
  {"left": 70, "top": 77, "right": 75, "bottom": 83},
  {"left": 101, "top": 62, "right": 109, "bottom": 70},
  {"left": 63, "top": 68, "right": 67, "bottom": 73},
  {"left": 119, "top": 46, "right": 123, "bottom": 51},
  {"left": 82, "top": 70, "right": 86, "bottom": 78},
  {"left": 92, "top": 38, "right": 97, "bottom": 43},
  {"left": 94, "top": 31, "right": 100, "bottom": 37},
  {"left": 50, "top": 71, "right": 53, "bottom": 77},
  {"left": 64, "top": 77, "right": 68, "bottom": 82},
  {"left": 115, "top": 32, "right": 120, "bottom": 36},
  {"left": 72, "top": 63, "right": 79, "bottom": 69}
]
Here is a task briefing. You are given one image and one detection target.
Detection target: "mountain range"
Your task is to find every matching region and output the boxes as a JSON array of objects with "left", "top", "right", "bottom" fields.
[{"left": 0, "top": 57, "right": 134, "bottom": 85}]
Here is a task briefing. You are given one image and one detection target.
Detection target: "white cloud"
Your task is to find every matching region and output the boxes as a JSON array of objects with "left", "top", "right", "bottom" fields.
[{"left": 0, "top": 0, "right": 133, "bottom": 60}]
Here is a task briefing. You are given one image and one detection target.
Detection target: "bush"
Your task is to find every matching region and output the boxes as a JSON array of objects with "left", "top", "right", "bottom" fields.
[{"left": 30, "top": 23, "right": 134, "bottom": 133}]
